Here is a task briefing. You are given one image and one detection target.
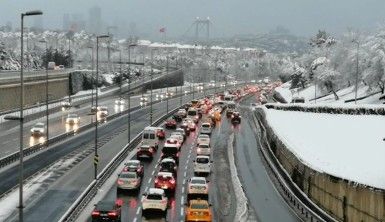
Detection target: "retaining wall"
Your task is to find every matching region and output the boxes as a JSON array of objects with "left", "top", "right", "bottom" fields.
[{"left": 256, "top": 108, "right": 385, "bottom": 222}]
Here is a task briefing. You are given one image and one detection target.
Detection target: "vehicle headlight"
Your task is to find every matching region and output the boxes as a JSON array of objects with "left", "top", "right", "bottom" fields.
[{"left": 30, "top": 129, "right": 34, "bottom": 133}]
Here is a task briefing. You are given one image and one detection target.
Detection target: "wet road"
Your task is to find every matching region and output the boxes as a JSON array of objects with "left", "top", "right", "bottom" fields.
[{"left": 233, "top": 95, "right": 300, "bottom": 222}]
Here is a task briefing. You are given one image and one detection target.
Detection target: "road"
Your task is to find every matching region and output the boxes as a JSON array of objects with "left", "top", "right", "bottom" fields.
[
  {"left": 0, "top": 69, "right": 72, "bottom": 81},
  {"left": 2, "top": 86, "right": 237, "bottom": 221},
  {"left": 233, "top": 95, "right": 300, "bottom": 221}
]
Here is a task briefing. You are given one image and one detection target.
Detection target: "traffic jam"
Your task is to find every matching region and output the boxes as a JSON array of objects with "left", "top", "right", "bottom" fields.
[{"left": 89, "top": 85, "right": 262, "bottom": 222}]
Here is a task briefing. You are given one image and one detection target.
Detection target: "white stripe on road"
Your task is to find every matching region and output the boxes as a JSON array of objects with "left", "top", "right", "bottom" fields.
[
  {"left": 184, "top": 171, "right": 187, "bottom": 177},
  {"left": 136, "top": 206, "right": 141, "bottom": 215},
  {"left": 148, "top": 178, "right": 152, "bottom": 184},
  {"left": 181, "top": 196, "right": 185, "bottom": 205},
  {"left": 182, "top": 179, "right": 186, "bottom": 185},
  {"left": 152, "top": 170, "right": 155, "bottom": 175},
  {"left": 181, "top": 186, "right": 185, "bottom": 194}
]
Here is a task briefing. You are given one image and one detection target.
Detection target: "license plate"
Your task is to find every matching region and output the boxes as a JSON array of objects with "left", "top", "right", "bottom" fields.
[{"left": 100, "top": 213, "right": 108, "bottom": 217}]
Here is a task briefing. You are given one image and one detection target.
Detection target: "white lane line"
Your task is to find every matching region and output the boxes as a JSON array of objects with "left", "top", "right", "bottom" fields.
[
  {"left": 184, "top": 171, "right": 187, "bottom": 177},
  {"left": 136, "top": 206, "right": 141, "bottom": 215},
  {"left": 183, "top": 179, "right": 186, "bottom": 185},
  {"left": 187, "top": 154, "right": 191, "bottom": 159},
  {"left": 184, "top": 165, "right": 188, "bottom": 170},
  {"left": 181, "top": 187, "right": 185, "bottom": 194},
  {"left": 180, "top": 208, "right": 184, "bottom": 216},
  {"left": 151, "top": 170, "right": 155, "bottom": 176},
  {"left": 148, "top": 178, "right": 152, "bottom": 184},
  {"left": 133, "top": 218, "right": 137, "bottom": 222},
  {"left": 144, "top": 187, "right": 148, "bottom": 193},
  {"left": 181, "top": 196, "right": 185, "bottom": 205}
]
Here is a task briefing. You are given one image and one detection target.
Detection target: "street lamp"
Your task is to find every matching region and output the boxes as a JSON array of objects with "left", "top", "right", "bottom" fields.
[
  {"left": 38, "top": 40, "right": 49, "bottom": 145},
  {"left": 19, "top": 10, "right": 43, "bottom": 222},
  {"left": 127, "top": 43, "right": 137, "bottom": 142},
  {"left": 166, "top": 54, "right": 169, "bottom": 113},
  {"left": 94, "top": 34, "right": 109, "bottom": 180},
  {"left": 352, "top": 39, "right": 360, "bottom": 104},
  {"left": 150, "top": 48, "right": 158, "bottom": 125},
  {"left": 87, "top": 45, "right": 95, "bottom": 107}
]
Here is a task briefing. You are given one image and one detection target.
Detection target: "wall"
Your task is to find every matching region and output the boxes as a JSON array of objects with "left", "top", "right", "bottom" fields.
[{"left": 256, "top": 108, "right": 385, "bottom": 222}]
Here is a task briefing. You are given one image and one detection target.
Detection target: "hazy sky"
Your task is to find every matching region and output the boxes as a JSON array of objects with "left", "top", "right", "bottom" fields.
[{"left": 2, "top": 0, "right": 385, "bottom": 39}]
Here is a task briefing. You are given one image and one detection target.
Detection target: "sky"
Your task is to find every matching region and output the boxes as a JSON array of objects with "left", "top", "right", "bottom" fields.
[{"left": 2, "top": 0, "right": 385, "bottom": 39}]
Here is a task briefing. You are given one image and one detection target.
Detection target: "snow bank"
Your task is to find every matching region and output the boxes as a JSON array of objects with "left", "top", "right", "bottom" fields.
[{"left": 264, "top": 108, "right": 385, "bottom": 189}]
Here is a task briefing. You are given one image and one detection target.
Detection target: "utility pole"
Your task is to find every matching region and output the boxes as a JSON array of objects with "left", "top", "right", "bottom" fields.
[{"left": 166, "top": 55, "right": 169, "bottom": 113}]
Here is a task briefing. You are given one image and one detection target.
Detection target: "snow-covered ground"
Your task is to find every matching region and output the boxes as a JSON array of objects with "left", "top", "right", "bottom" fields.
[
  {"left": 275, "top": 81, "right": 384, "bottom": 105},
  {"left": 264, "top": 107, "right": 385, "bottom": 189}
]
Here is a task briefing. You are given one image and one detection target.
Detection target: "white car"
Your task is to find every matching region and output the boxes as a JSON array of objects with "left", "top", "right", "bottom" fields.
[
  {"left": 197, "top": 143, "right": 211, "bottom": 156},
  {"left": 117, "top": 171, "right": 141, "bottom": 191},
  {"left": 200, "top": 123, "right": 212, "bottom": 135},
  {"left": 187, "top": 177, "right": 209, "bottom": 200},
  {"left": 142, "top": 188, "right": 168, "bottom": 214},
  {"left": 97, "top": 106, "right": 109, "bottom": 117},
  {"left": 61, "top": 101, "right": 71, "bottom": 111},
  {"left": 30, "top": 122, "right": 45, "bottom": 136},
  {"left": 171, "top": 132, "right": 184, "bottom": 144},
  {"left": 66, "top": 113, "right": 80, "bottom": 125},
  {"left": 197, "top": 134, "right": 210, "bottom": 145},
  {"left": 177, "top": 109, "right": 187, "bottom": 118},
  {"left": 115, "top": 99, "right": 125, "bottom": 105},
  {"left": 140, "top": 95, "right": 149, "bottom": 102},
  {"left": 194, "top": 156, "right": 212, "bottom": 175},
  {"left": 165, "top": 138, "right": 182, "bottom": 150}
]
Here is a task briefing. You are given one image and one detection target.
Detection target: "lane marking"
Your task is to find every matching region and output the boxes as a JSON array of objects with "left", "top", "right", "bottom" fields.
[
  {"left": 181, "top": 196, "right": 185, "bottom": 205},
  {"left": 151, "top": 170, "right": 155, "bottom": 176},
  {"left": 136, "top": 206, "right": 141, "bottom": 215},
  {"left": 148, "top": 178, "right": 152, "bottom": 184},
  {"left": 181, "top": 186, "right": 185, "bottom": 194},
  {"left": 133, "top": 218, "right": 137, "bottom": 222},
  {"left": 180, "top": 208, "right": 184, "bottom": 217},
  {"left": 182, "top": 179, "right": 186, "bottom": 185},
  {"left": 184, "top": 171, "right": 187, "bottom": 177},
  {"left": 184, "top": 165, "right": 188, "bottom": 170},
  {"left": 144, "top": 187, "right": 148, "bottom": 193}
]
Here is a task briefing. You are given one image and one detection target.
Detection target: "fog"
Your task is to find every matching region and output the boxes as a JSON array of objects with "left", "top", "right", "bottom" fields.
[{"left": 1, "top": 0, "right": 385, "bottom": 38}]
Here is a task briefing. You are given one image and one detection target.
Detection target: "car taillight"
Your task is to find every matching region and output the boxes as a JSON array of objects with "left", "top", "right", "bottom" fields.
[
  {"left": 203, "top": 212, "right": 210, "bottom": 216},
  {"left": 161, "top": 199, "right": 167, "bottom": 204},
  {"left": 149, "top": 148, "right": 154, "bottom": 153},
  {"left": 91, "top": 210, "right": 100, "bottom": 217},
  {"left": 155, "top": 179, "right": 159, "bottom": 184},
  {"left": 197, "top": 148, "right": 201, "bottom": 153},
  {"left": 137, "top": 168, "right": 141, "bottom": 173},
  {"left": 117, "top": 179, "right": 124, "bottom": 185},
  {"left": 108, "top": 211, "right": 118, "bottom": 217},
  {"left": 170, "top": 179, "right": 175, "bottom": 184}
]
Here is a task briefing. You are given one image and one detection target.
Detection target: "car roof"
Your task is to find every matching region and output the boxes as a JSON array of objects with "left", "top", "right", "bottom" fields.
[
  {"left": 189, "top": 199, "right": 209, "bottom": 205},
  {"left": 161, "top": 158, "right": 176, "bottom": 163},
  {"left": 127, "top": 160, "right": 140, "bottom": 164},
  {"left": 35, "top": 122, "right": 44, "bottom": 126},
  {"left": 198, "top": 134, "right": 209, "bottom": 138},
  {"left": 148, "top": 188, "right": 165, "bottom": 195},
  {"left": 196, "top": 155, "right": 210, "bottom": 159},
  {"left": 158, "top": 172, "right": 173, "bottom": 177},
  {"left": 191, "top": 177, "right": 206, "bottom": 182},
  {"left": 144, "top": 126, "right": 158, "bottom": 131}
]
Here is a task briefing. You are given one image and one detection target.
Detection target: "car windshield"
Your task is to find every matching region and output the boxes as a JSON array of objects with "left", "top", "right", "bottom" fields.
[
  {"left": 191, "top": 203, "right": 209, "bottom": 209},
  {"left": 199, "top": 135, "right": 209, "bottom": 139},
  {"left": 120, "top": 173, "right": 136, "bottom": 179},
  {"left": 127, "top": 162, "right": 138, "bottom": 167},
  {"left": 202, "top": 124, "right": 210, "bottom": 128},
  {"left": 96, "top": 201, "right": 115, "bottom": 211},
  {"left": 162, "top": 146, "right": 178, "bottom": 154},
  {"left": 158, "top": 175, "right": 172, "bottom": 181},
  {"left": 35, "top": 123, "right": 44, "bottom": 127},
  {"left": 196, "top": 158, "right": 209, "bottom": 164},
  {"left": 68, "top": 114, "right": 77, "bottom": 118},
  {"left": 191, "top": 179, "right": 205, "bottom": 184},
  {"left": 161, "top": 162, "right": 175, "bottom": 168},
  {"left": 147, "top": 194, "right": 162, "bottom": 200},
  {"left": 188, "top": 110, "right": 197, "bottom": 116},
  {"left": 199, "top": 144, "right": 209, "bottom": 149}
]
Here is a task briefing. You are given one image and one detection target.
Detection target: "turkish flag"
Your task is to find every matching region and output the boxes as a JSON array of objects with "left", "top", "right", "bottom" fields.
[{"left": 159, "top": 27, "right": 166, "bottom": 33}]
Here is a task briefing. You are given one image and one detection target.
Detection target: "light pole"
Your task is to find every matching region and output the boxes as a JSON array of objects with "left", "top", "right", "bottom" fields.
[
  {"left": 87, "top": 45, "right": 95, "bottom": 107},
  {"left": 127, "top": 43, "right": 137, "bottom": 142},
  {"left": 94, "top": 35, "right": 109, "bottom": 180},
  {"left": 166, "top": 55, "right": 169, "bottom": 113},
  {"left": 352, "top": 40, "right": 360, "bottom": 104},
  {"left": 18, "top": 10, "right": 43, "bottom": 222},
  {"left": 39, "top": 40, "right": 49, "bottom": 145},
  {"left": 177, "top": 57, "right": 183, "bottom": 106},
  {"left": 150, "top": 48, "right": 158, "bottom": 125}
]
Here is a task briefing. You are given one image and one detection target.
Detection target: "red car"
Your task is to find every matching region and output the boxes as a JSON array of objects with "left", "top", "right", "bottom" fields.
[
  {"left": 165, "top": 119, "right": 177, "bottom": 129},
  {"left": 91, "top": 199, "right": 123, "bottom": 222},
  {"left": 137, "top": 145, "right": 156, "bottom": 160},
  {"left": 154, "top": 172, "right": 177, "bottom": 192},
  {"left": 156, "top": 128, "right": 166, "bottom": 139},
  {"left": 123, "top": 160, "right": 144, "bottom": 177}
]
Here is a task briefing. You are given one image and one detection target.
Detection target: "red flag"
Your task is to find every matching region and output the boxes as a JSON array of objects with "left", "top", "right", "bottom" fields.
[{"left": 159, "top": 27, "right": 166, "bottom": 33}]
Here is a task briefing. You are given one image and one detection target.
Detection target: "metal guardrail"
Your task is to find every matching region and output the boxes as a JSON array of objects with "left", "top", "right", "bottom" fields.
[
  {"left": 58, "top": 105, "right": 182, "bottom": 222},
  {"left": 253, "top": 109, "right": 336, "bottom": 222}
]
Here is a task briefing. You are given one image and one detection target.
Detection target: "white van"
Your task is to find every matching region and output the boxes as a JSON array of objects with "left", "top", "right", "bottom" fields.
[
  {"left": 194, "top": 156, "right": 211, "bottom": 175},
  {"left": 200, "top": 123, "right": 212, "bottom": 135},
  {"left": 142, "top": 127, "right": 160, "bottom": 149}
]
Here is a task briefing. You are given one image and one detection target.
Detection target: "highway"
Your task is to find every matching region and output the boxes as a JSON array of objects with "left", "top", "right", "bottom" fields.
[
  {"left": 1, "top": 86, "right": 235, "bottom": 221},
  {"left": 0, "top": 69, "right": 72, "bottom": 80},
  {"left": 233, "top": 95, "right": 300, "bottom": 221}
]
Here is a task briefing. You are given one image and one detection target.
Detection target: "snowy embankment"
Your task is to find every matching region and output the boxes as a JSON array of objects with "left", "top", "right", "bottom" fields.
[
  {"left": 275, "top": 81, "right": 384, "bottom": 105},
  {"left": 264, "top": 107, "right": 385, "bottom": 189}
]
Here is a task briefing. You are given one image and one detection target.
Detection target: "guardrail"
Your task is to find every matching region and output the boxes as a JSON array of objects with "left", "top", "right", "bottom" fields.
[
  {"left": 253, "top": 109, "right": 336, "bottom": 222},
  {"left": 58, "top": 104, "right": 182, "bottom": 222}
]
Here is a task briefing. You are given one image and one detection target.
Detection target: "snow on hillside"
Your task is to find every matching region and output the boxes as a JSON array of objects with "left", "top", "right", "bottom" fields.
[{"left": 264, "top": 108, "right": 385, "bottom": 189}]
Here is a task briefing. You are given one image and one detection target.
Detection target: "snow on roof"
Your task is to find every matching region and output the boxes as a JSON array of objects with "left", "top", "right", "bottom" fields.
[{"left": 264, "top": 108, "right": 385, "bottom": 189}]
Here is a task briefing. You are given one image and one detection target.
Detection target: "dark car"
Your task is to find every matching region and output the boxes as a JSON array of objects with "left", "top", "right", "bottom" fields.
[
  {"left": 173, "top": 114, "right": 183, "bottom": 122},
  {"left": 226, "top": 109, "right": 234, "bottom": 118},
  {"left": 91, "top": 199, "right": 123, "bottom": 222},
  {"left": 231, "top": 112, "right": 241, "bottom": 124},
  {"left": 159, "top": 158, "right": 178, "bottom": 176},
  {"left": 180, "top": 122, "right": 191, "bottom": 136},
  {"left": 123, "top": 160, "right": 144, "bottom": 177},
  {"left": 161, "top": 145, "right": 180, "bottom": 164},
  {"left": 165, "top": 119, "right": 177, "bottom": 129}
]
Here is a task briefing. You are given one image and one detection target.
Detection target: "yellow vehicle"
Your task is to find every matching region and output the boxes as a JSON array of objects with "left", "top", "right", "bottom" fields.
[
  {"left": 214, "top": 111, "right": 221, "bottom": 122},
  {"left": 185, "top": 199, "right": 212, "bottom": 222}
]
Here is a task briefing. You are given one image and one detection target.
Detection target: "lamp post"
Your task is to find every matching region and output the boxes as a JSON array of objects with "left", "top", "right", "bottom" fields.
[
  {"left": 150, "top": 48, "right": 158, "bottom": 125},
  {"left": 352, "top": 40, "right": 360, "bottom": 104},
  {"left": 166, "top": 55, "right": 169, "bottom": 113},
  {"left": 94, "top": 35, "right": 109, "bottom": 180},
  {"left": 39, "top": 40, "right": 49, "bottom": 145},
  {"left": 87, "top": 45, "right": 95, "bottom": 107},
  {"left": 18, "top": 10, "right": 43, "bottom": 222},
  {"left": 127, "top": 43, "right": 137, "bottom": 142}
]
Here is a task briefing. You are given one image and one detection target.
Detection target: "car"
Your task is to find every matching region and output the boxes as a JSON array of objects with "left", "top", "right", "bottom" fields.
[
  {"left": 177, "top": 109, "right": 187, "bottom": 118},
  {"left": 165, "top": 119, "right": 177, "bottom": 129},
  {"left": 61, "top": 101, "right": 71, "bottom": 111},
  {"left": 97, "top": 106, "right": 109, "bottom": 119},
  {"left": 175, "top": 128, "right": 186, "bottom": 139},
  {"left": 123, "top": 160, "right": 144, "bottom": 177},
  {"left": 180, "top": 122, "right": 191, "bottom": 136},
  {"left": 156, "top": 127, "right": 166, "bottom": 139},
  {"left": 91, "top": 199, "right": 123, "bottom": 222},
  {"left": 194, "top": 156, "right": 212, "bottom": 176},
  {"left": 226, "top": 108, "right": 234, "bottom": 118},
  {"left": 140, "top": 95, "right": 149, "bottom": 102},
  {"left": 30, "top": 122, "right": 45, "bottom": 137},
  {"left": 161, "top": 144, "right": 180, "bottom": 164},
  {"left": 142, "top": 188, "right": 168, "bottom": 215},
  {"left": 66, "top": 113, "right": 80, "bottom": 125},
  {"left": 197, "top": 134, "right": 210, "bottom": 145},
  {"left": 165, "top": 138, "right": 182, "bottom": 150},
  {"left": 187, "top": 177, "right": 209, "bottom": 201},
  {"left": 137, "top": 144, "right": 156, "bottom": 160},
  {"left": 185, "top": 199, "right": 212, "bottom": 222},
  {"left": 154, "top": 172, "right": 177, "bottom": 192},
  {"left": 231, "top": 112, "right": 241, "bottom": 124},
  {"left": 187, "top": 108, "right": 200, "bottom": 123},
  {"left": 115, "top": 99, "right": 125, "bottom": 106},
  {"left": 142, "top": 127, "right": 160, "bottom": 149},
  {"left": 171, "top": 132, "right": 184, "bottom": 144},
  {"left": 197, "top": 143, "right": 211, "bottom": 156},
  {"left": 172, "top": 114, "right": 183, "bottom": 122},
  {"left": 117, "top": 171, "right": 142, "bottom": 191},
  {"left": 183, "top": 118, "right": 196, "bottom": 131},
  {"left": 200, "top": 123, "right": 212, "bottom": 135},
  {"left": 159, "top": 158, "right": 177, "bottom": 176}
]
